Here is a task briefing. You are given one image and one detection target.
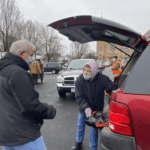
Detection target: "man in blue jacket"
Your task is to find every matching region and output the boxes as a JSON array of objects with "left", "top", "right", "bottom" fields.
[
  {"left": 0, "top": 39, "right": 56, "bottom": 150},
  {"left": 71, "top": 62, "right": 118, "bottom": 150}
]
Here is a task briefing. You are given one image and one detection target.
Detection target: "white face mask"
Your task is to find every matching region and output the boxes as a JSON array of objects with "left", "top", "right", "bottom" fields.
[
  {"left": 26, "top": 56, "right": 33, "bottom": 66},
  {"left": 113, "top": 58, "right": 116, "bottom": 62},
  {"left": 83, "top": 73, "right": 92, "bottom": 81}
]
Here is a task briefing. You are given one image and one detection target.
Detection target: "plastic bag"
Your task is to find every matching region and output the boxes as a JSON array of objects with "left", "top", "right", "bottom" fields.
[{"left": 85, "top": 111, "right": 109, "bottom": 128}]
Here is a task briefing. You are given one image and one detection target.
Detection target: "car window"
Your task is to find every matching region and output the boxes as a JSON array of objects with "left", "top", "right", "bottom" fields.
[
  {"left": 68, "top": 60, "right": 95, "bottom": 69},
  {"left": 104, "top": 30, "right": 130, "bottom": 41},
  {"left": 96, "top": 61, "right": 103, "bottom": 65},
  {"left": 48, "top": 63, "right": 53, "bottom": 67},
  {"left": 43, "top": 64, "right": 47, "bottom": 67},
  {"left": 122, "top": 47, "right": 150, "bottom": 94},
  {"left": 53, "top": 63, "right": 59, "bottom": 67}
]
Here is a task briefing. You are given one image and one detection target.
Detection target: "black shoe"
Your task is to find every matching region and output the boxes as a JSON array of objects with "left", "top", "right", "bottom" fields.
[{"left": 71, "top": 142, "right": 82, "bottom": 150}]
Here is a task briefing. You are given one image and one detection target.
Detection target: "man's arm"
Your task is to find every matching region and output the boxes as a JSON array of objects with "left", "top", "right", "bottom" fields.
[
  {"left": 37, "top": 63, "right": 42, "bottom": 74},
  {"left": 104, "top": 76, "right": 119, "bottom": 95},
  {"left": 10, "top": 71, "right": 56, "bottom": 120}
]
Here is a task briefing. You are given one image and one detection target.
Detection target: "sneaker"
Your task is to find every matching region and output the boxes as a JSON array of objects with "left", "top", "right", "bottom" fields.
[
  {"left": 41, "top": 81, "right": 43, "bottom": 84},
  {"left": 34, "top": 85, "right": 37, "bottom": 87},
  {"left": 71, "top": 142, "right": 82, "bottom": 150}
]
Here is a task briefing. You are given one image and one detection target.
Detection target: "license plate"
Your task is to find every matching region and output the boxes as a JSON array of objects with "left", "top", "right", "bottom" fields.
[{"left": 71, "top": 88, "right": 75, "bottom": 92}]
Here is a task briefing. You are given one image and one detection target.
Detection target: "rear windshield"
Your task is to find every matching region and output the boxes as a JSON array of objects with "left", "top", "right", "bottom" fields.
[
  {"left": 104, "top": 30, "right": 130, "bottom": 42},
  {"left": 122, "top": 47, "right": 150, "bottom": 95}
]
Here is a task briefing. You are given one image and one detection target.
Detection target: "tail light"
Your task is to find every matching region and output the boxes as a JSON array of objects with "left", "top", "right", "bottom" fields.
[{"left": 109, "top": 101, "right": 133, "bottom": 136}]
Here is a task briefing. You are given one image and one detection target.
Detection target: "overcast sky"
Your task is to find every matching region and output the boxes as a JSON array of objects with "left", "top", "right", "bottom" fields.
[{"left": 16, "top": 0, "right": 150, "bottom": 53}]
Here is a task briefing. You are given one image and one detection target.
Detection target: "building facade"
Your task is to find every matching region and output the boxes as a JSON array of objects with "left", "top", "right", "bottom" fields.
[
  {"left": 144, "top": 30, "right": 150, "bottom": 41},
  {"left": 96, "top": 41, "right": 133, "bottom": 62}
]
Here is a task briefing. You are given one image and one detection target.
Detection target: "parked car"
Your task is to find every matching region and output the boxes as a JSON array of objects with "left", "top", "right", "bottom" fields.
[
  {"left": 49, "top": 15, "right": 149, "bottom": 150},
  {"left": 96, "top": 60, "right": 105, "bottom": 72},
  {"left": 121, "top": 58, "right": 129, "bottom": 69},
  {"left": 43, "top": 62, "right": 62, "bottom": 74},
  {"left": 56, "top": 59, "right": 95, "bottom": 97}
]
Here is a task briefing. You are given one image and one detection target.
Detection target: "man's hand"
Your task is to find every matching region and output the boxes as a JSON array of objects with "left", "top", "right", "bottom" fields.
[
  {"left": 113, "top": 88, "right": 121, "bottom": 93},
  {"left": 85, "top": 107, "right": 92, "bottom": 117},
  {"left": 46, "top": 105, "right": 57, "bottom": 119}
]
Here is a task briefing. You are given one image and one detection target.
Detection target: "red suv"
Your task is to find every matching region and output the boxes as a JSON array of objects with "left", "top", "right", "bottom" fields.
[{"left": 49, "top": 15, "right": 149, "bottom": 150}]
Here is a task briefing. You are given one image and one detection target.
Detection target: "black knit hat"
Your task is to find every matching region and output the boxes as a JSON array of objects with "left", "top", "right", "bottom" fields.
[{"left": 114, "top": 56, "right": 118, "bottom": 59}]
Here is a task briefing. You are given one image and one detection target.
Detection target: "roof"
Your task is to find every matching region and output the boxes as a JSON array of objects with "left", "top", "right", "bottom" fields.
[{"left": 72, "top": 59, "right": 95, "bottom": 62}]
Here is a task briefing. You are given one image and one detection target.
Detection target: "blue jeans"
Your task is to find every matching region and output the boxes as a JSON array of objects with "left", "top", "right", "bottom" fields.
[
  {"left": 76, "top": 112, "right": 98, "bottom": 150},
  {"left": 3, "top": 136, "right": 47, "bottom": 150}
]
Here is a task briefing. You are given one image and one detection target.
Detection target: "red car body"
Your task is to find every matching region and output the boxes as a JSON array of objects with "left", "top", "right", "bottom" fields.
[{"left": 110, "top": 89, "right": 150, "bottom": 150}]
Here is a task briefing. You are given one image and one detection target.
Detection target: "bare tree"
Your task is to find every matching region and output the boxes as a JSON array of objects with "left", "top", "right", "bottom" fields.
[
  {"left": 0, "top": 0, "right": 23, "bottom": 52},
  {"left": 51, "top": 37, "right": 67, "bottom": 60},
  {"left": 69, "top": 42, "right": 90, "bottom": 59},
  {"left": 83, "top": 50, "right": 96, "bottom": 59},
  {"left": 42, "top": 26, "right": 66, "bottom": 62},
  {"left": 0, "top": 0, "right": 67, "bottom": 59},
  {"left": 18, "top": 20, "right": 45, "bottom": 58}
]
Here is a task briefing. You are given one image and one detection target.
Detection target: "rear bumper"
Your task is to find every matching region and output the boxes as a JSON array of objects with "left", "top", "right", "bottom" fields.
[{"left": 100, "top": 127, "right": 136, "bottom": 150}]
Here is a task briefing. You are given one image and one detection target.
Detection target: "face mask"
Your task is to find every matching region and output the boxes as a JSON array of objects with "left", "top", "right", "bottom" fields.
[
  {"left": 83, "top": 73, "right": 92, "bottom": 81},
  {"left": 113, "top": 58, "right": 116, "bottom": 62},
  {"left": 26, "top": 56, "right": 33, "bottom": 66}
]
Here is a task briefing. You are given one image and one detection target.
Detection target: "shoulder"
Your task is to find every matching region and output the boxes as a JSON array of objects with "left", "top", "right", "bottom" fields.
[
  {"left": 4, "top": 64, "right": 31, "bottom": 81},
  {"left": 97, "top": 73, "right": 112, "bottom": 85},
  {"left": 97, "top": 72, "right": 108, "bottom": 80},
  {"left": 6, "top": 64, "right": 25, "bottom": 73}
]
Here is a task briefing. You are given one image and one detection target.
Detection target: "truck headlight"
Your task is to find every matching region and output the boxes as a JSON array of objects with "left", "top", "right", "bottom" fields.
[{"left": 57, "top": 75, "right": 63, "bottom": 82}]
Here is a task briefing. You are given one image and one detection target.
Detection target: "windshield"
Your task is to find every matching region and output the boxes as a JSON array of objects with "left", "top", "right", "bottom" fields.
[
  {"left": 96, "top": 60, "right": 103, "bottom": 65},
  {"left": 68, "top": 60, "right": 95, "bottom": 69}
]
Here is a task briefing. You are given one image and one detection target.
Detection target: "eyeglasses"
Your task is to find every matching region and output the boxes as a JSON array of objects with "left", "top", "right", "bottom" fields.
[
  {"left": 24, "top": 51, "right": 33, "bottom": 57},
  {"left": 83, "top": 68, "right": 92, "bottom": 73}
]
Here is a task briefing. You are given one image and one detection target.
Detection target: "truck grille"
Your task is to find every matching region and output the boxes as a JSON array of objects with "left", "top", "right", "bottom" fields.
[{"left": 64, "top": 77, "right": 74, "bottom": 85}]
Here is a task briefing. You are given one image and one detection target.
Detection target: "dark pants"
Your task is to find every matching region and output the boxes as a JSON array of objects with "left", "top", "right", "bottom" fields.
[
  {"left": 40, "top": 73, "right": 43, "bottom": 82},
  {"left": 32, "top": 74, "right": 38, "bottom": 85}
]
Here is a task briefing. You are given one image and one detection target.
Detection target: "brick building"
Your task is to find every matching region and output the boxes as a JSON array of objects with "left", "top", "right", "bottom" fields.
[{"left": 96, "top": 41, "right": 133, "bottom": 62}]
